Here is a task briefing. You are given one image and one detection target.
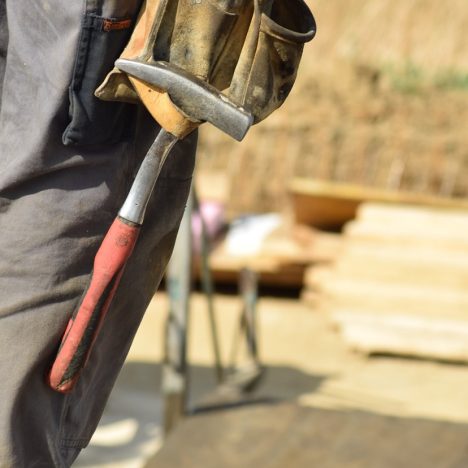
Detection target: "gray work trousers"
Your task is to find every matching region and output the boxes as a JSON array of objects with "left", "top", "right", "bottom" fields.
[{"left": 0, "top": 1, "right": 196, "bottom": 466}]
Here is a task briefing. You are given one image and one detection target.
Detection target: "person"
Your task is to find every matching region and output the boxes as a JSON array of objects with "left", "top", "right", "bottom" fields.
[{"left": 0, "top": 1, "right": 196, "bottom": 466}]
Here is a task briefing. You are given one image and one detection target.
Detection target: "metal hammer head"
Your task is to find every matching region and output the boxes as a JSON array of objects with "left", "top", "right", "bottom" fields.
[{"left": 115, "top": 59, "right": 253, "bottom": 141}]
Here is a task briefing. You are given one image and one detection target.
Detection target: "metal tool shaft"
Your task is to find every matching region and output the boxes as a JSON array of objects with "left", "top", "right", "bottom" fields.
[
  {"left": 48, "top": 129, "right": 179, "bottom": 393},
  {"left": 119, "top": 129, "right": 179, "bottom": 224},
  {"left": 116, "top": 59, "right": 253, "bottom": 142}
]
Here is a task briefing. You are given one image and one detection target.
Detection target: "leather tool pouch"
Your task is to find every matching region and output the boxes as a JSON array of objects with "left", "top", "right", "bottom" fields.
[
  {"left": 229, "top": 0, "right": 316, "bottom": 123},
  {"left": 96, "top": 0, "right": 253, "bottom": 99},
  {"left": 96, "top": 0, "right": 315, "bottom": 127}
]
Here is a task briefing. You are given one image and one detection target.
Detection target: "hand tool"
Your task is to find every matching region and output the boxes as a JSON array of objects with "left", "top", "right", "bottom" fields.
[
  {"left": 48, "top": 0, "right": 316, "bottom": 393},
  {"left": 48, "top": 59, "right": 253, "bottom": 393}
]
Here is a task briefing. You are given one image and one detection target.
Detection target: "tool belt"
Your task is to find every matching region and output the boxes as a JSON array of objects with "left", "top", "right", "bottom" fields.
[{"left": 96, "top": 0, "right": 316, "bottom": 135}]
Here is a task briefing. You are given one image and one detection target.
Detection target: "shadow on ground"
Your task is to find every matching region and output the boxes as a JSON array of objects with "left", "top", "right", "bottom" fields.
[
  {"left": 77, "top": 359, "right": 468, "bottom": 468},
  {"left": 116, "top": 360, "right": 328, "bottom": 405},
  {"left": 146, "top": 402, "right": 468, "bottom": 468},
  {"left": 75, "top": 360, "right": 328, "bottom": 467}
]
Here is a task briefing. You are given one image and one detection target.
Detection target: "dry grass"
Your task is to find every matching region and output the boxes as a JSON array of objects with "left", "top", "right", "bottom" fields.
[
  {"left": 305, "top": 0, "right": 468, "bottom": 73},
  {"left": 196, "top": 0, "right": 468, "bottom": 216}
]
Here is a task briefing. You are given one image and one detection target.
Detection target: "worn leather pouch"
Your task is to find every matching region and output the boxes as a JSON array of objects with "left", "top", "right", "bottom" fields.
[
  {"left": 96, "top": 0, "right": 253, "bottom": 98},
  {"left": 229, "top": 0, "right": 316, "bottom": 123},
  {"left": 97, "top": 0, "right": 255, "bottom": 137},
  {"left": 96, "top": 0, "right": 315, "bottom": 130}
]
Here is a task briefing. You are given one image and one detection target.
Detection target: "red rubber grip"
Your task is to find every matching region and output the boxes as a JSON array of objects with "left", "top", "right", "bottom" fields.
[{"left": 48, "top": 217, "right": 140, "bottom": 393}]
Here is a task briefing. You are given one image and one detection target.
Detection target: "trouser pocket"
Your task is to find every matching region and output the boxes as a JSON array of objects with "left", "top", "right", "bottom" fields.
[{"left": 62, "top": 1, "right": 142, "bottom": 146}]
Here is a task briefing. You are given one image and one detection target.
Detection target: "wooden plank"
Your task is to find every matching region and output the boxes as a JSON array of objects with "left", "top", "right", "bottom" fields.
[
  {"left": 357, "top": 203, "right": 468, "bottom": 227},
  {"left": 200, "top": 260, "right": 305, "bottom": 288},
  {"left": 303, "top": 242, "right": 468, "bottom": 288},
  {"left": 300, "top": 288, "right": 321, "bottom": 308},
  {"left": 345, "top": 220, "right": 468, "bottom": 247},
  {"left": 290, "top": 179, "right": 468, "bottom": 210},
  {"left": 195, "top": 243, "right": 307, "bottom": 288},
  {"left": 321, "top": 296, "right": 468, "bottom": 320},
  {"left": 329, "top": 261, "right": 468, "bottom": 289},
  {"left": 290, "top": 191, "right": 359, "bottom": 229},
  {"left": 333, "top": 311, "right": 468, "bottom": 361},
  {"left": 345, "top": 202, "right": 468, "bottom": 248},
  {"left": 305, "top": 264, "right": 468, "bottom": 291},
  {"left": 342, "top": 241, "right": 468, "bottom": 265},
  {"left": 289, "top": 179, "right": 468, "bottom": 227},
  {"left": 308, "top": 271, "right": 468, "bottom": 315}
]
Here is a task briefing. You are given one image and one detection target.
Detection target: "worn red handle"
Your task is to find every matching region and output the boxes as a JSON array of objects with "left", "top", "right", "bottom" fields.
[{"left": 48, "top": 217, "right": 140, "bottom": 393}]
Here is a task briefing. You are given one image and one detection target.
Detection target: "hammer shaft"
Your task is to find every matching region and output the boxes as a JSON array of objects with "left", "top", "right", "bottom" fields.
[
  {"left": 120, "top": 130, "right": 178, "bottom": 224},
  {"left": 48, "top": 129, "right": 178, "bottom": 393},
  {"left": 49, "top": 57, "right": 253, "bottom": 393}
]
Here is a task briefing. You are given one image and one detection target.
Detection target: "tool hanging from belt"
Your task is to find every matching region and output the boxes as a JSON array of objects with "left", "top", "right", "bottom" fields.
[{"left": 48, "top": 0, "right": 316, "bottom": 393}]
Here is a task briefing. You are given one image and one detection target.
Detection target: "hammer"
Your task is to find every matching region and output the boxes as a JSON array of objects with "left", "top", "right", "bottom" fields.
[{"left": 48, "top": 60, "right": 253, "bottom": 393}]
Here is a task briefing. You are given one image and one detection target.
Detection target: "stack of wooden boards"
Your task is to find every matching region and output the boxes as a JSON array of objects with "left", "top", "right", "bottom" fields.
[{"left": 304, "top": 202, "right": 468, "bottom": 362}]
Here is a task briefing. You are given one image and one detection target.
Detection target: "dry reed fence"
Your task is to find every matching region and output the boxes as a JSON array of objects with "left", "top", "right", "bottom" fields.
[{"left": 196, "top": 0, "right": 468, "bottom": 216}]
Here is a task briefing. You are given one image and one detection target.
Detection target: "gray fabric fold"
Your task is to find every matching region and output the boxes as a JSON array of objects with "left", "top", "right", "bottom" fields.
[{"left": 0, "top": 1, "right": 196, "bottom": 466}]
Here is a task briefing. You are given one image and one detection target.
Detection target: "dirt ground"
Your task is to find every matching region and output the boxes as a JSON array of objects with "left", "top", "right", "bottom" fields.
[{"left": 75, "top": 291, "right": 468, "bottom": 467}]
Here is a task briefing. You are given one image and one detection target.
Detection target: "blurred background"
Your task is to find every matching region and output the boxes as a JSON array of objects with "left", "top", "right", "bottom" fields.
[{"left": 76, "top": 1, "right": 468, "bottom": 466}]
